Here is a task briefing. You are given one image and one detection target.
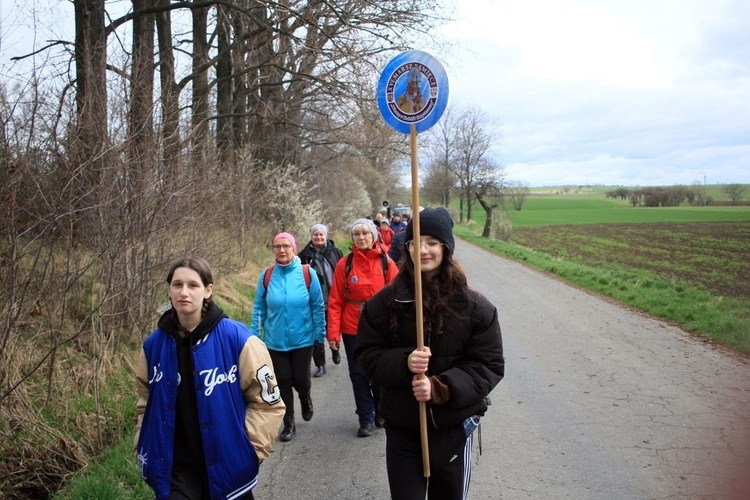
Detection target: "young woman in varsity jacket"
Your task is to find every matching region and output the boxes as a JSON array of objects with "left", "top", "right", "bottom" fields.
[
  {"left": 355, "top": 208, "right": 505, "bottom": 500},
  {"left": 135, "top": 256, "right": 285, "bottom": 500}
]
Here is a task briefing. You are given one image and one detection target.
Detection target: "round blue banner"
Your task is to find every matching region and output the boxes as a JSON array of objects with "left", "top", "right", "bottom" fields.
[{"left": 377, "top": 50, "right": 449, "bottom": 134}]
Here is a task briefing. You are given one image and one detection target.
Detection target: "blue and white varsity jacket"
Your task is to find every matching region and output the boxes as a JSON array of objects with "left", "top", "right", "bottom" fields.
[{"left": 135, "top": 312, "right": 285, "bottom": 500}]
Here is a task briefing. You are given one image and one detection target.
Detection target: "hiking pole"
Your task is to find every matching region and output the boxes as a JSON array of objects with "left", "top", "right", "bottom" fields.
[{"left": 409, "top": 123, "right": 430, "bottom": 478}]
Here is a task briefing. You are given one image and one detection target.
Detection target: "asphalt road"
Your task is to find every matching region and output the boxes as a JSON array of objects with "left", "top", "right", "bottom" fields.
[{"left": 255, "top": 238, "right": 750, "bottom": 499}]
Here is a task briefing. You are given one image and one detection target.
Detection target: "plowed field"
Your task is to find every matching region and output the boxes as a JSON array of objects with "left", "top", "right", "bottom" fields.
[{"left": 511, "top": 221, "right": 750, "bottom": 300}]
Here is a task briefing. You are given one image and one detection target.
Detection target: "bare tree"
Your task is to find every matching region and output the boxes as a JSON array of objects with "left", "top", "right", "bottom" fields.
[
  {"left": 424, "top": 107, "right": 457, "bottom": 206},
  {"left": 472, "top": 158, "right": 506, "bottom": 237},
  {"left": 506, "top": 180, "right": 530, "bottom": 210},
  {"left": 155, "top": 0, "right": 181, "bottom": 173},
  {"left": 723, "top": 183, "right": 745, "bottom": 205},
  {"left": 71, "top": 0, "right": 108, "bottom": 246},
  {"left": 422, "top": 158, "right": 455, "bottom": 207},
  {"left": 426, "top": 105, "right": 501, "bottom": 222}
]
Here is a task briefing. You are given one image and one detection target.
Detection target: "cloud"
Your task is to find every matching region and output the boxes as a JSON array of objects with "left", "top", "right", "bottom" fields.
[{"left": 438, "top": 0, "right": 750, "bottom": 186}]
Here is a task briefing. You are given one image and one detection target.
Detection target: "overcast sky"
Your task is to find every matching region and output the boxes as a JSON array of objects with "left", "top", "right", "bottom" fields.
[
  {"left": 439, "top": 0, "right": 750, "bottom": 187},
  {"left": 2, "top": 1, "right": 748, "bottom": 188}
]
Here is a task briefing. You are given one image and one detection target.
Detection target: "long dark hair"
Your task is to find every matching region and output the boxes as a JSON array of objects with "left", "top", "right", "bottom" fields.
[
  {"left": 389, "top": 245, "right": 469, "bottom": 339},
  {"left": 166, "top": 255, "right": 215, "bottom": 324}
]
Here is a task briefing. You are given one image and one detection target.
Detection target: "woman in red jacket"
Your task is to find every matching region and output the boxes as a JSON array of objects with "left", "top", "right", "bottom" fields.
[
  {"left": 327, "top": 218, "right": 398, "bottom": 437},
  {"left": 377, "top": 219, "right": 395, "bottom": 251}
]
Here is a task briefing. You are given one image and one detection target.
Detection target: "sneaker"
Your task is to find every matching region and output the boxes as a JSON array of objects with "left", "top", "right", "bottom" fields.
[
  {"left": 313, "top": 365, "right": 326, "bottom": 378},
  {"left": 357, "top": 422, "right": 374, "bottom": 438},
  {"left": 332, "top": 349, "right": 341, "bottom": 365}
]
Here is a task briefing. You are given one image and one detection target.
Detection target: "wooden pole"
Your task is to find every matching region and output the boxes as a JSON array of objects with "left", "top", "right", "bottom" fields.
[{"left": 410, "top": 124, "right": 430, "bottom": 477}]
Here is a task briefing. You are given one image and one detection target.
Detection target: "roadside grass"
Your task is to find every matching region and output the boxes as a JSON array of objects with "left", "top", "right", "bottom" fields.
[
  {"left": 52, "top": 430, "right": 152, "bottom": 500},
  {"left": 455, "top": 223, "right": 750, "bottom": 354}
]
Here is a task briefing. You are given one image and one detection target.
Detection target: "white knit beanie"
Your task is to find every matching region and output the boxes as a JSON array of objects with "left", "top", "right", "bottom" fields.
[{"left": 350, "top": 218, "right": 380, "bottom": 242}]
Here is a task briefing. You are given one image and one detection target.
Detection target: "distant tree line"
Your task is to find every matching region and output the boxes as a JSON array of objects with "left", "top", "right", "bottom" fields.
[{"left": 606, "top": 184, "right": 746, "bottom": 207}]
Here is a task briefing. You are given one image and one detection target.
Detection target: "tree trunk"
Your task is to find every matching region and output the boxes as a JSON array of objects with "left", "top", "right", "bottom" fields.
[
  {"left": 191, "top": 3, "right": 210, "bottom": 165},
  {"left": 476, "top": 191, "right": 493, "bottom": 238},
  {"left": 232, "top": 17, "right": 248, "bottom": 151},
  {"left": 216, "top": 6, "right": 233, "bottom": 162},
  {"left": 156, "top": 0, "right": 180, "bottom": 179},
  {"left": 125, "top": 0, "right": 156, "bottom": 328},
  {"left": 129, "top": 0, "right": 155, "bottom": 193},
  {"left": 73, "top": 0, "right": 107, "bottom": 246}
]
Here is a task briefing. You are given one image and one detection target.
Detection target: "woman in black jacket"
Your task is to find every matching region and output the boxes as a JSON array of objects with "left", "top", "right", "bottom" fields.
[
  {"left": 355, "top": 207, "right": 504, "bottom": 500},
  {"left": 298, "top": 223, "right": 345, "bottom": 375}
]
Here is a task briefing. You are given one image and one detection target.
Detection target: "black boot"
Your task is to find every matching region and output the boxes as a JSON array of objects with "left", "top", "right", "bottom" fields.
[
  {"left": 331, "top": 348, "right": 341, "bottom": 365},
  {"left": 301, "top": 396, "right": 314, "bottom": 422},
  {"left": 313, "top": 365, "right": 326, "bottom": 378},
  {"left": 280, "top": 416, "right": 295, "bottom": 442},
  {"left": 375, "top": 412, "right": 386, "bottom": 428}
]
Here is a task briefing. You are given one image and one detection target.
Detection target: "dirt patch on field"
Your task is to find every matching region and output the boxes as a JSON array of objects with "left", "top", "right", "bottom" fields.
[{"left": 511, "top": 221, "right": 750, "bottom": 300}]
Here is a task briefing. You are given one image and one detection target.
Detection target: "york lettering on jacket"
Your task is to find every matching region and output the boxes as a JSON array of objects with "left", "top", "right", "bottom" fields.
[
  {"left": 149, "top": 363, "right": 163, "bottom": 384},
  {"left": 200, "top": 365, "right": 239, "bottom": 396}
]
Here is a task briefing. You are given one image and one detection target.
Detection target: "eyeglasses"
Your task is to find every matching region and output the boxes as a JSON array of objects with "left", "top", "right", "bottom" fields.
[
  {"left": 406, "top": 240, "right": 443, "bottom": 252},
  {"left": 272, "top": 244, "right": 293, "bottom": 250}
]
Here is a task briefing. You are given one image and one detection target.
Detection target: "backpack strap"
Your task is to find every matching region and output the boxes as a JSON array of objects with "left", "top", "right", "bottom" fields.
[
  {"left": 302, "top": 264, "right": 311, "bottom": 288},
  {"left": 343, "top": 252, "right": 389, "bottom": 297},
  {"left": 263, "top": 264, "right": 311, "bottom": 298},
  {"left": 344, "top": 253, "right": 353, "bottom": 297},
  {"left": 262, "top": 266, "right": 273, "bottom": 299},
  {"left": 380, "top": 254, "right": 389, "bottom": 279}
]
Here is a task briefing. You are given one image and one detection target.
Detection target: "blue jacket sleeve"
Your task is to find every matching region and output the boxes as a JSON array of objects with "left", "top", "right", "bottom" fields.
[{"left": 250, "top": 271, "right": 267, "bottom": 338}]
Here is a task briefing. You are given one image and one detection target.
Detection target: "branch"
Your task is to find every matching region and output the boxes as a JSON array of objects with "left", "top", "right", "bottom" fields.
[{"left": 10, "top": 40, "right": 72, "bottom": 62}]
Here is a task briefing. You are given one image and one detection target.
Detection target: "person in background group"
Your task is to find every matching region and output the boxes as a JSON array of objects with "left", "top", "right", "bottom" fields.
[
  {"left": 298, "top": 223, "right": 345, "bottom": 376},
  {"left": 378, "top": 219, "right": 395, "bottom": 252},
  {"left": 389, "top": 213, "right": 406, "bottom": 234},
  {"left": 355, "top": 207, "right": 505, "bottom": 500},
  {"left": 251, "top": 232, "right": 326, "bottom": 442},
  {"left": 135, "top": 256, "right": 285, "bottom": 500},
  {"left": 388, "top": 206, "right": 423, "bottom": 264},
  {"left": 388, "top": 228, "right": 407, "bottom": 264},
  {"left": 327, "top": 218, "right": 398, "bottom": 437}
]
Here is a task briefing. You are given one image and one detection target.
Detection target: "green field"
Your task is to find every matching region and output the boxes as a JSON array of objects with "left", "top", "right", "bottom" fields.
[
  {"left": 499, "top": 191, "right": 750, "bottom": 227},
  {"left": 455, "top": 188, "right": 750, "bottom": 354}
]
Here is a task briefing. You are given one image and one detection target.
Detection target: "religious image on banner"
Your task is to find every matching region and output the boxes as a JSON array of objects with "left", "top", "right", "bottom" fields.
[{"left": 378, "top": 50, "right": 448, "bottom": 134}]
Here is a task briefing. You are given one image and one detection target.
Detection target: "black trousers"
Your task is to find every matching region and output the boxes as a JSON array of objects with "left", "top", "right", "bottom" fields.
[
  {"left": 313, "top": 309, "right": 332, "bottom": 368},
  {"left": 385, "top": 421, "right": 473, "bottom": 500},
  {"left": 170, "top": 467, "right": 255, "bottom": 499},
  {"left": 269, "top": 346, "right": 313, "bottom": 419}
]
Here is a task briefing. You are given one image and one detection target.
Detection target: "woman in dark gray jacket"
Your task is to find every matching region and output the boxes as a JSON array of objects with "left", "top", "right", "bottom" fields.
[
  {"left": 298, "top": 223, "right": 344, "bottom": 375},
  {"left": 355, "top": 207, "right": 504, "bottom": 500}
]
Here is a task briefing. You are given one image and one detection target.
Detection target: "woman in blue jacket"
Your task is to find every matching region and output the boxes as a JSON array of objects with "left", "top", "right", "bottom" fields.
[
  {"left": 135, "top": 256, "right": 286, "bottom": 499},
  {"left": 251, "top": 232, "right": 327, "bottom": 442}
]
